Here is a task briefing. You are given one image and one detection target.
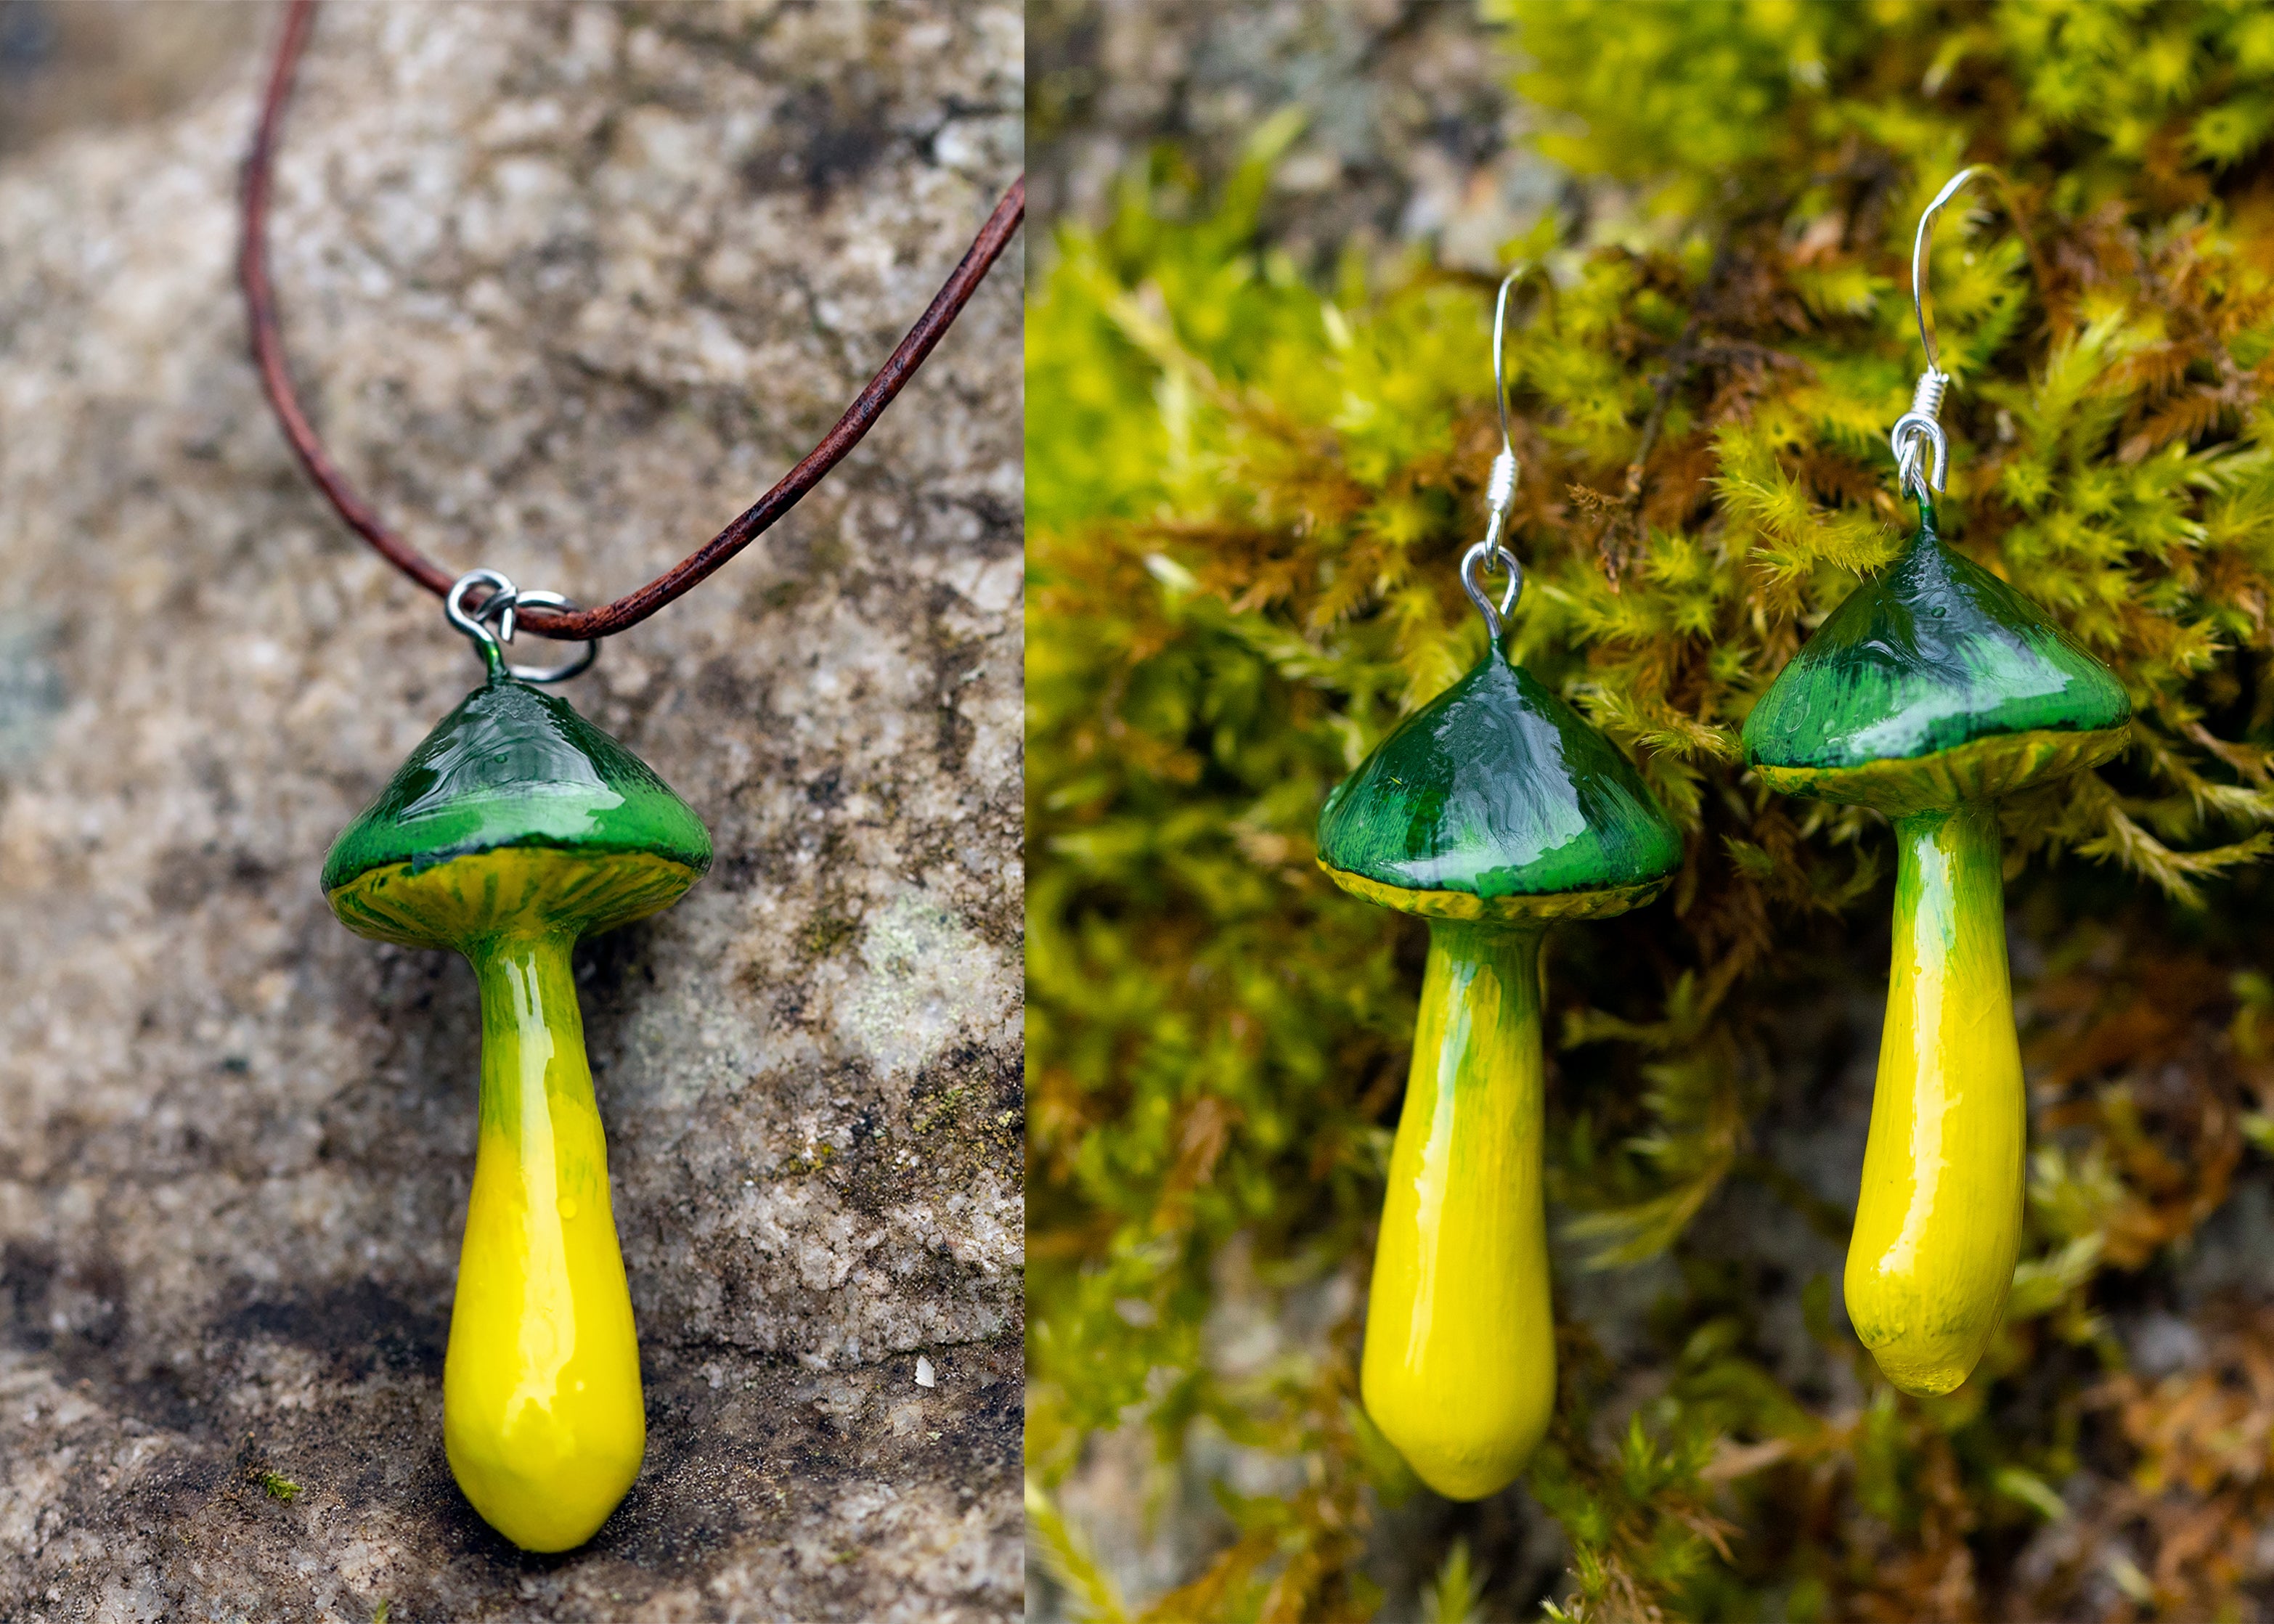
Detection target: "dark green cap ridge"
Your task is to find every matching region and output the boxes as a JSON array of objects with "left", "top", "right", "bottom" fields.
[
  {"left": 322, "top": 672, "right": 713, "bottom": 894},
  {"left": 1743, "top": 507, "right": 2130, "bottom": 775},
  {"left": 1316, "top": 645, "right": 1682, "bottom": 901}
]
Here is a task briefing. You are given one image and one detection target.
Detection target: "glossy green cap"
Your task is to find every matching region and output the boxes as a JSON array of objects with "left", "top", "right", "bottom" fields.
[
  {"left": 1316, "top": 645, "right": 1682, "bottom": 915},
  {"left": 1743, "top": 508, "right": 2130, "bottom": 807},
  {"left": 321, "top": 672, "right": 713, "bottom": 897}
]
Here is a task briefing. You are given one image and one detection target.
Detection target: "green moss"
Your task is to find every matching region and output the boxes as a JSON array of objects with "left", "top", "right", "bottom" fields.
[{"left": 1028, "top": 1, "right": 2274, "bottom": 1618}]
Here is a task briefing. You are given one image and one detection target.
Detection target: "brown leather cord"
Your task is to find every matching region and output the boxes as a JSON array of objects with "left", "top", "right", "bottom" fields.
[{"left": 240, "top": 0, "right": 1024, "bottom": 641}]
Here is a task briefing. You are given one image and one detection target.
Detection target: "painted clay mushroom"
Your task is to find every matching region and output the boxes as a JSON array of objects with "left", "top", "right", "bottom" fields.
[
  {"left": 324, "top": 640, "right": 711, "bottom": 1550},
  {"left": 1743, "top": 499, "right": 2128, "bottom": 1394},
  {"left": 1317, "top": 639, "right": 1682, "bottom": 1499}
]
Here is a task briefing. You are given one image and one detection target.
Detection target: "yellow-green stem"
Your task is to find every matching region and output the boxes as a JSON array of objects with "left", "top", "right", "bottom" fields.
[
  {"left": 447, "top": 932, "right": 645, "bottom": 1551},
  {"left": 1846, "top": 800, "right": 2025, "bottom": 1395},
  {"left": 1362, "top": 919, "right": 1554, "bottom": 1500}
]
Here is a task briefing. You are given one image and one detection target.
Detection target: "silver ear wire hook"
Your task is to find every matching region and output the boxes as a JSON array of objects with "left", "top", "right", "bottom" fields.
[
  {"left": 1491, "top": 266, "right": 1519, "bottom": 485},
  {"left": 1463, "top": 266, "right": 1527, "bottom": 639},
  {"left": 1891, "top": 166, "right": 1983, "bottom": 501},
  {"left": 1910, "top": 166, "right": 1981, "bottom": 375}
]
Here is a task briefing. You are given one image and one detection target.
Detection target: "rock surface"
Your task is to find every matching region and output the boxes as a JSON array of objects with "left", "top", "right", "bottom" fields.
[{"left": 0, "top": 3, "right": 1023, "bottom": 1619}]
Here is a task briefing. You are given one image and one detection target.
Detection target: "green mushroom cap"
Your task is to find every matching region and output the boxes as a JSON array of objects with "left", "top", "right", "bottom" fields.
[
  {"left": 1742, "top": 507, "right": 2131, "bottom": 815},
  {"left": 1316, "top": 645, "right": 1682, "bottom": 923},
  {"left": 322, "top": 671, "right": 712, "bottom": 947}
]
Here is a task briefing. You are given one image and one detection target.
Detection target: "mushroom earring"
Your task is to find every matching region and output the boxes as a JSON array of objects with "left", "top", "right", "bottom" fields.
[
  {"left": 1316, "top": 274, "right": 1683, "bottom": 1501},
  {"left": 323, "top": 574, "right": 711, "bottom": 1550},
  {"left": 1743, "top": 171, "right": 2130, "bottom": 1395}
]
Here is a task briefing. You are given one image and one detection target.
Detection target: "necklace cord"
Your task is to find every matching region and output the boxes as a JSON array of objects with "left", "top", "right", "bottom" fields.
[{"left": 239, "top": 0, "right": 1025, "bottom": 642}]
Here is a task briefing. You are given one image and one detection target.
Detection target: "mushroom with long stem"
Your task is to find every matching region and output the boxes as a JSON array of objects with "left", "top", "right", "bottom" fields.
[
  {"left": 1744, "top": 170, "right": 2132, "bottom": 1397},
  {"left": 1743, "top": 494, "right": 2127, "bottom": 1393},
  {"left": 323, "top": 623, "right": 710, "bottom": 1551},
  {"left": 1317, "top": 630, "right": 1682, "bottom": 1499}
]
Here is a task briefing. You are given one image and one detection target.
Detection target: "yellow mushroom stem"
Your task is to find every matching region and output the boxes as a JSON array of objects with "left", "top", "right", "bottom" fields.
[
  {"left": 446, "top": 930, "right": 645, "bottom": 1551},
  {"left": 1846, "top": 799, "right": 2025, "bottom": 1395},
  {"left": 1363, "top": 918, "right": 1554, "bottom": 1501}
]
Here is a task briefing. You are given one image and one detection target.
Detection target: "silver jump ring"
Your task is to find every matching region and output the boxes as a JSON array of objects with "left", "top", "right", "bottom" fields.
[
  {"left": 446, "top": 568, "right": 515, "bottom": 648},
  {"left": 1890, "top": 412, "right": 1949, "bottom": 499},
  {"left": 476, "top": 583, "right": 521, "bottom": 647},
  {"left": 499, "top": 589, "right": 598, "bottom": 684},
  {"left": 443, "top": 568, "right": 598, "bottom": 684},
  {"left": 1461, "top": 540, "right": 1523, "bottom": 640}
]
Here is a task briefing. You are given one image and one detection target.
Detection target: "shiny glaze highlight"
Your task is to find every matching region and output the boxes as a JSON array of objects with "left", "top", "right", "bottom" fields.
[
  {"left": 1363, "top": 919, "right": 1554, "bottom": 1500},
  {"left": 1316, "top": 644, "right": 1682, "bottom": 903},
  {"left": 1845, "top": 801, "right": 2024, "bottom": 1395},
  {"left": 447, "top": 920, "right": 645, "bottom": 1552},
  {"left": 1740, "top": 513, "right": 2130, "bottom": 778}
]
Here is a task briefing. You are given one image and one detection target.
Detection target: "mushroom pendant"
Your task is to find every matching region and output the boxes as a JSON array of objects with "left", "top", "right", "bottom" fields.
[
  {"left": 323, "top": 619, "right": 710, "bottom": 1550},
  {"left": 1317, "top": 636, "right": 1682, "bottom": 1498},
  {"left": 1743, "top": 499, "right": 2127, "bottom": 1393}
]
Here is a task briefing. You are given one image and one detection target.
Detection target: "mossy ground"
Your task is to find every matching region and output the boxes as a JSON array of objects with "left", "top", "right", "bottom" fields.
[{"left": 1028, "top": 4, "right": 2274, "bottom": 1619}]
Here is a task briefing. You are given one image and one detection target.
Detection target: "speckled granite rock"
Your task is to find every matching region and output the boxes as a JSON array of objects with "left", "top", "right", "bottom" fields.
[{"left": 0, "top": 3, "right": 1022, "bottom": 1619}]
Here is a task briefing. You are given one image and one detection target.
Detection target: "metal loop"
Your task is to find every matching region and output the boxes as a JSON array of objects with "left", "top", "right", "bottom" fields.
[
  {"left": 1461, "top": 540, "right": 1523, "bottom": 640},
  {"left": 444, "top": 569, "right": 598, "bottom": 684},
  {"left": 1461, "top": 264, "right": 1530, "bottom": 637},
  {"left": 445, "top": 568, "right": 515, "bottom": 649},
  {"left": 1891, "top": 167, "right": 1984, "bottom": 502},
  {"left": 500, "top": 590, "right": 599, "bottom": 684},
  {"left": 1891, "top": 412, "right": 1949, "bottom": 499},
  {"left": 477, "top": 584, "right": 521, "bottom": 647}
]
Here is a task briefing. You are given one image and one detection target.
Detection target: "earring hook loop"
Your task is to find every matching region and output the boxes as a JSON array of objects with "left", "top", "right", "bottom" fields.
[
  {"left": 1911, "top": 166, "right": 1981, "bottom": 375},
  {"left": 1467, "top": 265, "right": 1527, "bottom": 640},
  {"left": 1492, "top": 264, "right": 1519, "bottom": 467},
  {"left": 1891, "top": 166, "right": 1984, "bottom": 502}
]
